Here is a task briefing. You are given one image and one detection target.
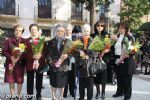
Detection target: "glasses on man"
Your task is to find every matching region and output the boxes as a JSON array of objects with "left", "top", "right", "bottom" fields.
[{"left": 97, "top": 24, "right": 104, "bottom": 27}]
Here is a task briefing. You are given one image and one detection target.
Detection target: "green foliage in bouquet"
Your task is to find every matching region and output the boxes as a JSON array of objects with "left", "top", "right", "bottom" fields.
[
  {"left": 88, "top": 36, "right": 104, "bottom": 51},
  {"left": 31, "top": 36, "right": 45, "bottom": 54},
  {"left": 63, "top": 39, "right": 73, "bottom": 54}
]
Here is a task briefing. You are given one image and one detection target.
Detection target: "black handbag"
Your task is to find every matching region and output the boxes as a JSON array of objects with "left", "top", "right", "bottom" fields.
[{"left": 88, "top": 59, "right": 107, "bottom": 75}]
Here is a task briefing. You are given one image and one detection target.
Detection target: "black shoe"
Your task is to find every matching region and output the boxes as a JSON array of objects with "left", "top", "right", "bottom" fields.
[
  {"left": 112, "top": 94, "right": 123, "bottom": 97},
  {"left": 71, "top": 94, "right": 75, "bottom": 97},
  {"left": 36, "top": 94, "right": 42, "bottom": 100},
  {"left": 63, "top": 94, "right": 67, "bottom": 98},
  {"left": 124, "top": 97, "right": 130, "bottom": 100},
  {"left": 101, "top": 93, "right": 105, "bottom": 99},
  {"left": 95, "top": 93, "right": 100, "bottom": 99},
  {"left": 78, "top": 98, "right": 84, "bottom": 100}
]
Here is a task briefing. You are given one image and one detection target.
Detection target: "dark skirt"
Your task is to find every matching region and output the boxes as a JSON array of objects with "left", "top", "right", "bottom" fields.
[{"left": 49, "top": 71, "right": 68, "bottom": 88}]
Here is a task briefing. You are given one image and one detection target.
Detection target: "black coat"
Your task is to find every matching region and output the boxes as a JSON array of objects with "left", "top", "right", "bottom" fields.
[
  {"left": 46, "top": 38, "right": 70, "bottom": 72},
  {"left": 74, "top": 37, "right": 95, "bottom": 78}
]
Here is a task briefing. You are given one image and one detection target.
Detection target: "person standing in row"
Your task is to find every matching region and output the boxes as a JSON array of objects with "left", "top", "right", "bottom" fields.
[
  {"left": 111, "top": 22, "right": 136, "bottom": 100},
  {"left": 46, "top": 24, "right": 71, "bottom": 100},
  {"left": 78, "top": 24, "right": 94, "bottom": 100},
  {"left": 63, "top": 24, "right": 76, "bottom": 98},
  {"left": 25, "top": 24, "right": 46, "bottom": 100},
  {"left": 91, "top": 21, "right": 112, "bottom": 99},
  {"left": 2, "top": 24, "right": 26, "bottom": 99}
]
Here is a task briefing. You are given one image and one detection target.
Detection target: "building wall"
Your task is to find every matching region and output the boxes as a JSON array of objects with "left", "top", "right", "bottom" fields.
[
  {"left": 1, "top": 0, "right": 121, "bottom": 37},
  {"left": 109, "top": 0, "right": 121, "bottom": 23},
  {"left": 17, "top": 0, "right": 37, "bottom": 38}
]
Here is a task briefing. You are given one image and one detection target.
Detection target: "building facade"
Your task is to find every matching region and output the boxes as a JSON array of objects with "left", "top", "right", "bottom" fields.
[
  {"left": 0, "top": 0, "right": 91, "bottom": 38},
  {"left": 0, "top": 0, "right": 121, "bottom": 38}
]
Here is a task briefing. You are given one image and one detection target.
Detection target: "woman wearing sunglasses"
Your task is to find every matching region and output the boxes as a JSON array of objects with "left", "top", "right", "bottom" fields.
[{"left": 91, "top": 20, "right": 113, "bottom": 99}]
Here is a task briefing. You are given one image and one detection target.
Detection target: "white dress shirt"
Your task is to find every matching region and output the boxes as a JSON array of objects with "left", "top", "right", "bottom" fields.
[{"left": 114, "top": 33, "right": 125, "bottom": 56}]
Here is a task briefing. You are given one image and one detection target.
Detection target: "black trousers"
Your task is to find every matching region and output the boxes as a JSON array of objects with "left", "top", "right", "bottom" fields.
[
  {"left": 27, "top": 71, "right": 43, "bottom": 99},
  {"left": 79, "top": 76, "right": 94, "bottom": 100},
  {"left": 116, "top": 74, "right": 132, "bottom": 98},
  {"left": 64, "top": 64, "right": 76, "bottom": 96}
]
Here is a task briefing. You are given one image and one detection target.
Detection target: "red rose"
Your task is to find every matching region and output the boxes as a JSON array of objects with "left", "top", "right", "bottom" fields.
[{"left": 33, "top": 38, "right": 39, "bottom": 45}]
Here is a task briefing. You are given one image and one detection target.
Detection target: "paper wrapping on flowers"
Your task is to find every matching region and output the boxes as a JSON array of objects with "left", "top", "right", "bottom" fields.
[
  {"left": 31, "top": 36, "right": 45, "bottom": 69},
  {"left": 88, "top": 36, "right": 104, "bottom": 51}
]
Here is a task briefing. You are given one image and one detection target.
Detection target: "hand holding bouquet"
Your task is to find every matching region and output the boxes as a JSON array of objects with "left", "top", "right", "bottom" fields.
[
  {"left": 31, "top": 36, "right": 45, "bottom": 70},
  {"left": 55, "top": 39, "right": 72, "bottom": 67}
]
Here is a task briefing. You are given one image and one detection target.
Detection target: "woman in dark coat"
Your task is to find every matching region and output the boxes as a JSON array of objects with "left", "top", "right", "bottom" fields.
[
  {"left": 91, "top": 21, "right": 113, "bottom": 99},
  {"left": 46, "top": 24, "right": 71, "bottom": 100},
  {"left": 111, "top": 22, "right": 136, "bottom": 100},
  {"left": 2, "top": 24, "right": 26, "bottom": 99},
  {"left": 25, "top": 24, "right": 46, "bottom": 100},
  {"left": 77, "top": 24, "right": 95, "bottom": 100}
]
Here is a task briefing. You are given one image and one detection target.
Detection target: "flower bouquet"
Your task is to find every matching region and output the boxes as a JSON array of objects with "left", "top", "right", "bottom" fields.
[
  {"left": 31, "top": 36, "right": 45, "bottom": 69},
  {"left": 55, "top": 39, "right": 73, "bottom": 67},
  {"left": 103, "top": 35, "right": 114, "bottom": 51},
  {"left": 9, "top": 43, "right": 26, "bottom": 74},
  {"left": 55, "top": 39, "right": 83, "bottom": 67},
  {"left": 116, "top": 37, "right": 141, "bottom": 65},
  {"left": 88, "top": 36, "right": 104, "bottom": 51}
]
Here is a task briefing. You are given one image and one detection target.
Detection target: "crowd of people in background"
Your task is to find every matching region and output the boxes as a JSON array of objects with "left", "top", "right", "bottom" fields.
[{"left": 1, "top": 20, "right": 150, "bottom": 100}]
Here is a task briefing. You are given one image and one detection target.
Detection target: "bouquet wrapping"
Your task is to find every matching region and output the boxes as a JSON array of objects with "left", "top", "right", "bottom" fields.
[{"left": 31, "top": 36, "right": 45, "bottom": 69}]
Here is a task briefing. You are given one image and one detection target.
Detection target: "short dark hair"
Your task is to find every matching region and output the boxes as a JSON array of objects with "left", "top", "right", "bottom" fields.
[
  {"left": 118, "top": 22, "right": 129, "bottom": 34},
  {"left": 29, "top": 24, "right": 39, "bottom": 32},
  {"left": 72, "top": 25, "right": 82, "bottom": 34}
]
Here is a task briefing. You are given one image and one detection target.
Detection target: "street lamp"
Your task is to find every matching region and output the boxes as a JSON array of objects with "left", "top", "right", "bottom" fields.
[{"left": 105, "top": 8, "right": 111, "bottom": 33}]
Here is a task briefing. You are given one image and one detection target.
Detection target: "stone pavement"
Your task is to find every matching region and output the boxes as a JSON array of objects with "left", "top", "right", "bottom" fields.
[{"left": 0, "top": 73, "right": 150, "bottom": 100}]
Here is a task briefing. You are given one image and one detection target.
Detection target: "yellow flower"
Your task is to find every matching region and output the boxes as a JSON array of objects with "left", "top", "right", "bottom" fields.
[
  {"left": 104, "top": 35, "right": 111, "bottom": 44},
  {"left": 19, "top": 43, "right": 26, "bottom": 52},
  {"left": 134, "top": 47, "right": 138, "bottom": 52},
  {"left": 72, "top": 40, "right": 83, "bottom": 46}
]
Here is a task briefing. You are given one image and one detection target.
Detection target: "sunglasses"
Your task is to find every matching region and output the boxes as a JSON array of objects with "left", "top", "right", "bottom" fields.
[{"left": 97, "top": 24, "right": 104, "bottom": 27}]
